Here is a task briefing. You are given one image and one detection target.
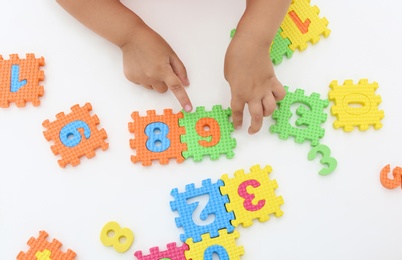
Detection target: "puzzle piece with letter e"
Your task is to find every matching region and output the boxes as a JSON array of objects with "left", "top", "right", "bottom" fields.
[
  {"left": 0, "top": 53, "right": 45, "bottom": 108},
  {"left": 42, "top": 102, "right": 109, "bottom": 168}
]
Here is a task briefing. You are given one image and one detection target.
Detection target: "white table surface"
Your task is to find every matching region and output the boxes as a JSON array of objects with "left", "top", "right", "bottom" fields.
[{"left": 1, "top": 0, "right": 401, "bottom": 259}]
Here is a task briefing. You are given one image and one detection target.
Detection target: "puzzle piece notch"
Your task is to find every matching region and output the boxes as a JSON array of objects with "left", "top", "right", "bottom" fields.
[
  {"left": 220, "top": 164, "right": 284, "bottom": 227},
  {"left": 329, "top": 79, "right": 384, "bottom": 131},
  {"left": 270, "top": 86, "right": 329, "bottom": 146},
  {"left": 17, "top": 230, "right": 76, "bottom": 260},
  {"left": 270, "top": 28, "right": 294, "bottom": 65},
  {"left": 129, "top": 109, "right": 186, "bottom": 166},
  {"left": 170, "top": 178, "right": 235, "bottom": 243},
  {"left": 185, "top": 229, "right": 244, "bottom": 260},
  {"left": 280, "top": 0, "right": 331, "bottom": 51},
  {"left": 134, "top": 242, "right": 189, "bottom": 260},
  {"left": 179, "top": 105, "right": 236, "bottom": 161},
  {"left": 42, "top": 102, "right": 109, "bottom": 168},
  {"left": 0, "top": 53, "right": 45, "bottom": 108}
]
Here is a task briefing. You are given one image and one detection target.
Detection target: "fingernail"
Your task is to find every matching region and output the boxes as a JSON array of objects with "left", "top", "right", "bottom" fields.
[
  {"left": 235, "top": 125, "right": 241, "bottom": 130},
  {"left": 184, "top": 104, "right": 192, "bottom": 112}
]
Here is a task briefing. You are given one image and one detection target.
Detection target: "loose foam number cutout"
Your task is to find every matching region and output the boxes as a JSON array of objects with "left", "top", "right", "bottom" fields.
[
  {"left": 380, "top": 164, "right": 402, "bottom": 189},
  {"left": 308, "top": 144, "right": 337, "bottom": 175},
  {"left": 100, "top": 221, "right": 134, "bottom": 253}
]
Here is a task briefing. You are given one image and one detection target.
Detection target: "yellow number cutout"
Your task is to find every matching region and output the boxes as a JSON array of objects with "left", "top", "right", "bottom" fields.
[{"left": 100, "top": 221, "right": 134, "bottom": 253}]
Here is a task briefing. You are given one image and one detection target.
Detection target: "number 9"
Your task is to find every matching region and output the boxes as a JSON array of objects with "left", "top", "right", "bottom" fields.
[{"left": 195, "top": 118, "right": 220, "bottom": 147}]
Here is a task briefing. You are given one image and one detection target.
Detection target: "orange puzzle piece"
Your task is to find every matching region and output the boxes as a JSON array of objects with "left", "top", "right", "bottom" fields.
[
  {"left": 42, "top": 103, "right": 109, "bottom": 168},
  {"left": 17, "top": 230, "right": 76, "bottom": 260},
  {"left": 0, "top": 53, "right": 44, "bottom": 108},
  {"left": 128, "top": 109, "right": 186, "bottom": 166},
  {"left": 380, "top": 164, "right": 402, "bottom": 189}
]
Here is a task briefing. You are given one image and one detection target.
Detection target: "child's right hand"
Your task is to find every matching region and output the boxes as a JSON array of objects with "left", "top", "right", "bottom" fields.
[{"left": 121, "top": 24, "right": 192, "bottom": 112}]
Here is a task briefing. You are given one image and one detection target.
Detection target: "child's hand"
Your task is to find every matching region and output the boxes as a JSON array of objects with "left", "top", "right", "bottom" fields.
[
  {"left": 121, "top": 24, "right": 192, "bottom": 112},
  {"left": 224, "top": 33, "right": 286, "bottom": 134}
]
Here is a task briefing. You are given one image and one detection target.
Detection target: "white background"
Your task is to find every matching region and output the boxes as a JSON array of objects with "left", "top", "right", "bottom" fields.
[{"left": 1, "top": 0, "right": 401, "bottom": 259}]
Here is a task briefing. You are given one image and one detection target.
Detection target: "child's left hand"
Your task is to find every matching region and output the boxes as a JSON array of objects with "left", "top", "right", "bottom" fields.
[{"left": 224, "top": 32, "right": 286, "bottom": 134}]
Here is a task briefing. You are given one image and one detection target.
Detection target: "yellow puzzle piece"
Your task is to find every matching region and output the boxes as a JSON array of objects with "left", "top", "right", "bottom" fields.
[
  {"left": 185, "top": 229, "right": 244, "bottom": 260},
  {"left": 35, "top": 249, "right": 52, "bottom": 260},
  {"left": 329, "top": 79, "right": 384, "bottom": 131},
  {"left": 280, "top": 0, "right": 331, "bottom": 51},
  {"left": 220, "top": 164, "right": 284, "bottom": 228}
]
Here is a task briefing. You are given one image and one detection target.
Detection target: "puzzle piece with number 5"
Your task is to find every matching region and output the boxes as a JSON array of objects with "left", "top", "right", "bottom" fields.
[
  {"left": 220, "top": 164, "right": 284, "bottom": 228},
  {"left": 0, "top": 53, "right": 45, "bottom": 108},
  {"left": 42, "top": 103, "right": 109, "bottom": 168}
]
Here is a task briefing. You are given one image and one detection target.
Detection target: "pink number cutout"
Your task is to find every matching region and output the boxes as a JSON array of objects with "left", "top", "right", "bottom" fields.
[{"left": 238, "top": 180, "right": 265, "bottom": 211}]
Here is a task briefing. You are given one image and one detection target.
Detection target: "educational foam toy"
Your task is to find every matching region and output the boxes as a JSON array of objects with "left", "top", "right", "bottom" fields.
[
  {"left": 134, "top": 242, "right": 188, "bottom": 260},
  {"left": 380, "top": 165, "right": 402, "bottom": 189},
  {"left": 270, "top": 86, "right": 329, "bottom": 146},
  {"left": 17, "top": 230, "right": 76, "bottom": 260},
  {"left": 280, "top": 0, "right": 331, "bottom": 51},
  {"left": 308, "top": 144, "right": 337, "bottom": 175},
  {"left": 129, "top": 109, "right": 186, "bottom": 166},
  {"left": 179, "top": 105, "right": 236, "bottom": 161},
  {"left": 170, "top": 179, "right": 235, "bottom": 243},
  {"left": 220, "top": 164, "right": 284, "bottom": 227},
  {"left": 329, "top": 79, "right": 384, "bottom": 131},
  {"left": 0, "top": 53, "right": 44, "bottom": 107},
  {"left": 100, "top": 221, "right": 134, "bottom": 253},
  {"left": 35, "top": 249, "right": 52, "bottom": 260},
  {"left": 42, "top": 103, "right": 109, "bottom": 168},
  {"left": 270, "top": 28, "right": 294, "bottom": 65},
  {"left": 185, "top": 229, "right": 244, "bottom": 260}
]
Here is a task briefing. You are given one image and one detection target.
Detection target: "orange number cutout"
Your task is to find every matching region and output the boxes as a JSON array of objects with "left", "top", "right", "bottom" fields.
[
  {"left": 195, "top": 118, "right": 221, "bottom": 147},
  {"left": 288, "top": 10, "right": 311, "bottom": 34},
  {"left": 380, "top": 164, "right": 402, "bottom": 189}
]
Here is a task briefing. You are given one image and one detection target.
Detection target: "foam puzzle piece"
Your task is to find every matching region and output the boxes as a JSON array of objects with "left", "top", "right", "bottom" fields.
[
  {"left": 42, "top": 103, "right": 109, "bottom": 168},
  {"left": 185, "top": 229, "right": 244, "bottom": 260},
  {"left": 230, "top": 28, "right": 293, "bottom": 65},
  {"left": 280, "top": 0, "right": 331, "bottom": 51},
  {"left": 35, "top": 249, "right": 52, "bottom": 260},
  {"left": 134, "top": 242, "right": 189, "bottom": 260},
  {"left": 100, "top": 221, "right": 134, "bottom": 253},
  {"left": 170, "top": 179, "right": 235, "bottom": 243},
  {"left": 179, "top": 105, "right": 236, "bottom": 161},
  {"left": 0, "top": 53, "right": 45, "bottom": 108},
  {"left": 329, "top": 79, "right": 384, "bottom": 131},
  {"left": 270, "top": 86, "right": 329, "bottom": 146},
  {"left": 380, "top": 164, "right": 402, "bottom": 189},
  {"left": 129, "top": 109, "right": 186, "bottom": 166},
  {"left": 308, "top": 144, "right": 337, "bottom": 175},
  {"left": 17, "top": 230, "right": 76, "bottom": 260},
  {"left": 220, "top": 164, "right": 284, "bottom": 228},
  {"left": 270, "top": 28, "right": 294, "bottom": 65}
]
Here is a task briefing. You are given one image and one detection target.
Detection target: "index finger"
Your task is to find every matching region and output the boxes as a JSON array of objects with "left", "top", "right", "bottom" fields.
[{"left": 164, "top": 71, "right": 192, "bottom": 112}]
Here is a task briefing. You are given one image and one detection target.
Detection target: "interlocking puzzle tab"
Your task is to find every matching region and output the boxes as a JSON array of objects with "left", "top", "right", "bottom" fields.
[
  {"left": 280, "top": 0, "right": 331, "bottom": 51},
  {"left": 220, "top": 164, "right": 284, "bottom": 227},
  {"left": 17, "top": 230, "right": 76, "bottom": 260},
  {"left": 270, "top": 86, "right": 329, "bottom": 146},
  {"left": 0, "top": 53, "right": 45, "bottom": 108},
  {"left": 100, "top": 221, "right": 134, "bottom": 253},
  {"left": 42, "top": 103, "right": 109, "bottom": 168},
  {"left": 329, "top": 79, "right": 384, "bottom": 131},
  {"left": 380, "top": 164, "right": 402, "bottom": 189},
  {"left": 170, "top": 179, "right": 235, "bottom": 243},
  {"left": 128, "top": 109, "right": 186, "bottom": 166},
  {"left": 179, "top": 105, "right": 236, "bottom": 161},
  {"left": 185, "top": 229, "right": 244, "bottom": 260},
  {"left": 134, "top": 242, "right": 188, "bottom": 260},
  {"left": 270, "top": 28, "right": 294, "bottom": 65}
]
